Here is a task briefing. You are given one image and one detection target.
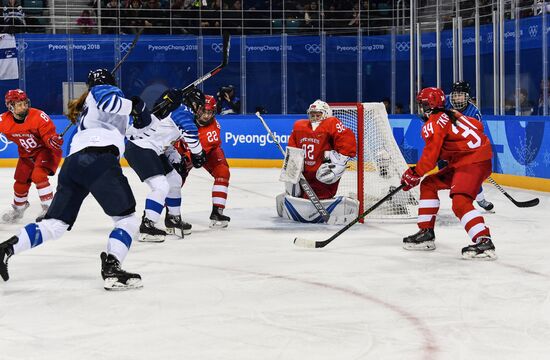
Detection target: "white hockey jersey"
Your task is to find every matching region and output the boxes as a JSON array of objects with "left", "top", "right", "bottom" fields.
[
  {"left": 126, "top": 104, "right": 203, "bottom": 156},
  {"left": 69, "top": 85, "right": 132, "bottom": 156}
]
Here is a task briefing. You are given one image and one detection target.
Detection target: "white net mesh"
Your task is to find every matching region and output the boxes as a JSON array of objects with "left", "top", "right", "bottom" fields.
[{"left": 332, "top": 102, "right": 419, "bottom": 219}]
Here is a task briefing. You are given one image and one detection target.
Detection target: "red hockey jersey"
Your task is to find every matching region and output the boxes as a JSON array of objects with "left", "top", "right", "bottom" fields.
[
  {"left": 288, "top": 117, "right": 357, "bottom": 177},
  {"left": 0, "top": 108, "right": 61, "bottom": 158},
  {"left": 415, "top": 111, "right": 492, "bottom": 176},
  {"left": 198, "top": 119, "right": 222, "bottom": 154}
]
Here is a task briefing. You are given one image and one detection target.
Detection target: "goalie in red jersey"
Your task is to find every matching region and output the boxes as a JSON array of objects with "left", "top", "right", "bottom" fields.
[
  {"left": 0, "top": 89, "right": 63, "bottom": 223},
  {"left": 401, "top": 87, "right": 496, "bottom": 260},
  {"left": 170, "top": 94, "right": 231, "bottom": 228},
  {"left": 276, "top": 100, "right": 358, "bottom": 224}
]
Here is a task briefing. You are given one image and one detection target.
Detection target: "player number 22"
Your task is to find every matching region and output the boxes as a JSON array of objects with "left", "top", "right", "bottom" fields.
[{"left": 206, "top": 131, "right": 218, "bottom": 143}]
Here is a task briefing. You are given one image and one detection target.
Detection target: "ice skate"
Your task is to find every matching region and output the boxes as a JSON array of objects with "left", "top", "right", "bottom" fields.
[
  {"left": 461, "top": 236, "right": 497, "bottom": 260},
  {"left": 100, "top": 252, "right": 142, "bottom": 290},
  {"left": 35, "top": 204, "right": 49, "bottom": 222},
  {"left": 164, "top": 213, "right": 192, "bottom": 238},
  {"left": 138, "top": 213, "right": 166, "bottom": 242},
  {"left": 403, "top": 228, "right": 436, "bottom": 251},
  {"left": 2, "top": 202, "right": 29, "bottom": 223},
  {"left": 476, "top": 199, "right": 495, "bottom": 212},
  {"left": 209, "top": 205, "right": 230, "bottom": 228},
  {"left": 0, "top": 236, "right": 18, "bottom": 281}
]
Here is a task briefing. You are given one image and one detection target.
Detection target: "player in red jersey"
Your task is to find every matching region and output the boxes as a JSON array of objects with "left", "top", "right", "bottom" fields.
[
  {"left": 276, "top": 100, "right": 358, "bottom": 224},
  {"left": 171, "top": 95, "right": 231, "bottom": 228},
  {"left": 400, "top": 87, "right": 496, "bottom": 260},
  {"left": 0, "top": 89, "right": 63, "bottom": 223}
]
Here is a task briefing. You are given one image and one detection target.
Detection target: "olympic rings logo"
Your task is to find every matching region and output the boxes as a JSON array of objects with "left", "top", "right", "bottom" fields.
[
  {"left": 529, "top": 25, "right": 538, "bottom": 38},
  {"left": 16, "top": 40, "right": 27, "bottom": 51},
  {"left": 487, "top": 32, "right": 493, "bottom": 43},
  {"left": 445, "top": 38, "right": 453, "bottom": 49},
  {"left": 395, "top": 42, "right": 410, "bottom": 52},
  {"left": 211, "top": 43, "right": 223, "bottom": 53},
  {"left": 0, "top": 133, "right": 12, "bottom": 152},
  {"left": 119, "top": 42, "right": 132, "bottom": 53},
  {"left": 304, "top": 44, "right": 320, "bottom": 54}
]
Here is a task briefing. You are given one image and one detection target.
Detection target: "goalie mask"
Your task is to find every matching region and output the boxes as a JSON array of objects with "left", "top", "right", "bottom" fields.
[
  {"left": 450, "top": 81, "right": 471, "bottom": 110},
  {"left": 196, "top": 95, "right": 217, "bottom": 126},
  {"left": 416, "top": 87, "right": 445, "bottom": 122},
  {"left": 307, "top": 100, "right": 332, "bottom": 124},
  {"left": 5, "top": 89, "right": 30, "bottom": 121}
]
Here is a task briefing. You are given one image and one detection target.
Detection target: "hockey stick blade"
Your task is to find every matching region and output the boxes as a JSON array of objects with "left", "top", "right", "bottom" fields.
[
  {"left": 487, "top": 176, "right": 539, "bottom": 208},
  {"left": 293, "top": 184, "right": 406, "bottom": 249}
]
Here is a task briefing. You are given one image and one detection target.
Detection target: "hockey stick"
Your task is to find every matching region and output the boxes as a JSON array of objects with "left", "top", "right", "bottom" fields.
[
  {"left": 151, "top": 32, "right": 231, "bottom": 115},
  {"left": 255, "top": 112, "right": 331, "bottom": 223},
  {"left": 62, "top": 28, "right": 144, "bottom": 137},
  {"left": 487, "top": 176, "right": 539, "bottom": 208},
  {"left": 294, "top": 184, "right": 406, "bottom": 248}
]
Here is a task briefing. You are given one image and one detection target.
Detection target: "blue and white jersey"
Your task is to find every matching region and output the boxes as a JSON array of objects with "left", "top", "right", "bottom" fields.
[
  {"left": 445, "top": 95, "right": 482, "bottom": 121},
  {"left": 126, "top": 114, "right": 182, "bottom": 155},
  {"left": 167, "top": 104, "right": 203, "bottom": 155},
  {"left": 69, "top": 85, "right": 133, "bottom": 156}
]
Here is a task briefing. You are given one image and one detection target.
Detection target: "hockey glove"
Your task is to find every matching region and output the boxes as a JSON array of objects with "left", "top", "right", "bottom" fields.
[
  {"left": 401, "top": 167, "right": 421, "bottom": 191},
  {"left": 191, "top": 150, "right": 207, "bottom": 168},
  {"left": 315, "top": 150, "right": 349, "bottom": 184},
  {"left": 47, "top": 134, "right": 64, "bottom": 150},
  {"left": 131, "top": 96, "right": 152, "bottom": 129},
  {"left": 153, "top": 88, "right": 183, "bottom": 119}
]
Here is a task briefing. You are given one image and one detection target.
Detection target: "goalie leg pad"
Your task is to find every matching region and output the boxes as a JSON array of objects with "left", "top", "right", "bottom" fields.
[{"left": 277, "top": 194, "right": 359, "bottom": 224}]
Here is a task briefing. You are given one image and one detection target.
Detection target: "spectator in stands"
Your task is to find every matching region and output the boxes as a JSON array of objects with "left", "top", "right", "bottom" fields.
[
  {"left": 505, "top": 89, "right": 534, "bottom": 116},
  {"left": 2, "top": 0, "right": 25, "bottom": 34},
  {"left": 121, "top": 0, "right": 145, "bottom": 34},
  {"left": 395, "top": 103, "right": 404, "bottom": 114},
  {"left": 143, "top": 0, "right": 168, "bottom": 34},
  {"left": 535, "top": 0, "right": 550, "bottom": 15},
  {"left": 102, "top": 0, "right": 120, "bottom": 34},
  {"left": 216, "top": 85, "right": 241, "bottom": 115},
  {"left": 77, "top": 9, "right": 96, "bottom": 34}
]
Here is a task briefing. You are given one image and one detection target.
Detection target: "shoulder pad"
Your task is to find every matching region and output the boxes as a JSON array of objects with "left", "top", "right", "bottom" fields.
[{"left": 91, "top": 85, "right": 124, "bottom": 102}]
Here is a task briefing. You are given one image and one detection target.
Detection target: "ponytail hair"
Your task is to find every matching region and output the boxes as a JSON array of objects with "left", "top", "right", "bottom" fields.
[{"left": 66, "top": 90, "right": 89, "bottom": 124}]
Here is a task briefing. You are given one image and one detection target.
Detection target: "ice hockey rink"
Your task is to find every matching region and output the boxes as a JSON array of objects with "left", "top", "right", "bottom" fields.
[{"left": 0, "top": 166, "right": 548, "bottom": 360}]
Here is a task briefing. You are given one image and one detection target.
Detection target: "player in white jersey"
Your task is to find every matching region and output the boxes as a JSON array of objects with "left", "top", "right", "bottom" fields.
[
  {"left": 125, "top": 87, "right": 207, "bottom": 242},
  {"left": 0, "top": 68, "right": 148, "bottom": 290}
]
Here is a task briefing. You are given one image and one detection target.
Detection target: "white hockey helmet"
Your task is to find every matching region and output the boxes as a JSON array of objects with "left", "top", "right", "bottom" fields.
[{"left": 307, "top": 100, "right": 332, "bottom": 122}]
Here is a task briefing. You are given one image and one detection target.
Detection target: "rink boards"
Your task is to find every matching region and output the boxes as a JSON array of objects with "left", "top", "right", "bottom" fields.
[{"left": 0, "top": 114, "right": 548, "bottom": 192}]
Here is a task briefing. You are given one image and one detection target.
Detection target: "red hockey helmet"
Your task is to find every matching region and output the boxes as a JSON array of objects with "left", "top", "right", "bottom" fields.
[
  {"left": 5, "top": 89, "right": 30, "bottom": 120},
  {"left": 196, "top": 94, "right": 217, "bottom": 126},
  {"left": 204, "top": 94, "right": 217, "bottom": 111},
  {"left": 5, "top": 89, "right": 29, "bottom": 106},
  {"left": 416, "top": 87, "right": 445, "bottom": 120}
]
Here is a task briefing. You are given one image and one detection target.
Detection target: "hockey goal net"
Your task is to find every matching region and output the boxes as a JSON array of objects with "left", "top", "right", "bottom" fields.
[{"left": 330, "top": 102, "right": 419, "bottom": 221}]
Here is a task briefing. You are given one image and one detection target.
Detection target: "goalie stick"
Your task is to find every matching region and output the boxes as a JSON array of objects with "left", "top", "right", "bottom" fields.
[
  {"left": 62, "top": 28, "right": 145, "bottom": 137},
  {"left": 294, "top": 184, "right": 406, "bottom": 248},
  {"left": 255, "top": 112, "right": 331, "bottom": 223},
  {"left": 487, "top": 176, "right": 539, "bottom": 208},
  {"left": 151, "top": 32, "right": 231, "bottom": 116}
]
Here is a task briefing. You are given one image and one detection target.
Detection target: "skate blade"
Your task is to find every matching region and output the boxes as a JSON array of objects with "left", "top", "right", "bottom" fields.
[
  {"left": 166, "top": 227, "right": 191, "bottom": 237},
  {"left": 403, "top": 241, "right": 436, "bottom": 251},
  {"left": 462, "top": 250, "right": 497, "bottom": 261},
  {"left": 209, "top": 220, "right": 229, "bottom": 229},
  {"left": 138, "top": 234, "right": 165, "bottom": 243},
  {"left": 104, "top": 277, "right": 143, "bottom": 290}
]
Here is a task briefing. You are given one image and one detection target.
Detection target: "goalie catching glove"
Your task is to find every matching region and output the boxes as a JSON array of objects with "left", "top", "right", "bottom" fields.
[{"left": 315, "top": 150, "right": 350, "bottom": 184}]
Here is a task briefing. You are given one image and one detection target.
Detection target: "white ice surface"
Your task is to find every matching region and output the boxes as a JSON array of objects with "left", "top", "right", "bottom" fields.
[{"left": 0, "top": 167, "right": 549, "bottom": 360}]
